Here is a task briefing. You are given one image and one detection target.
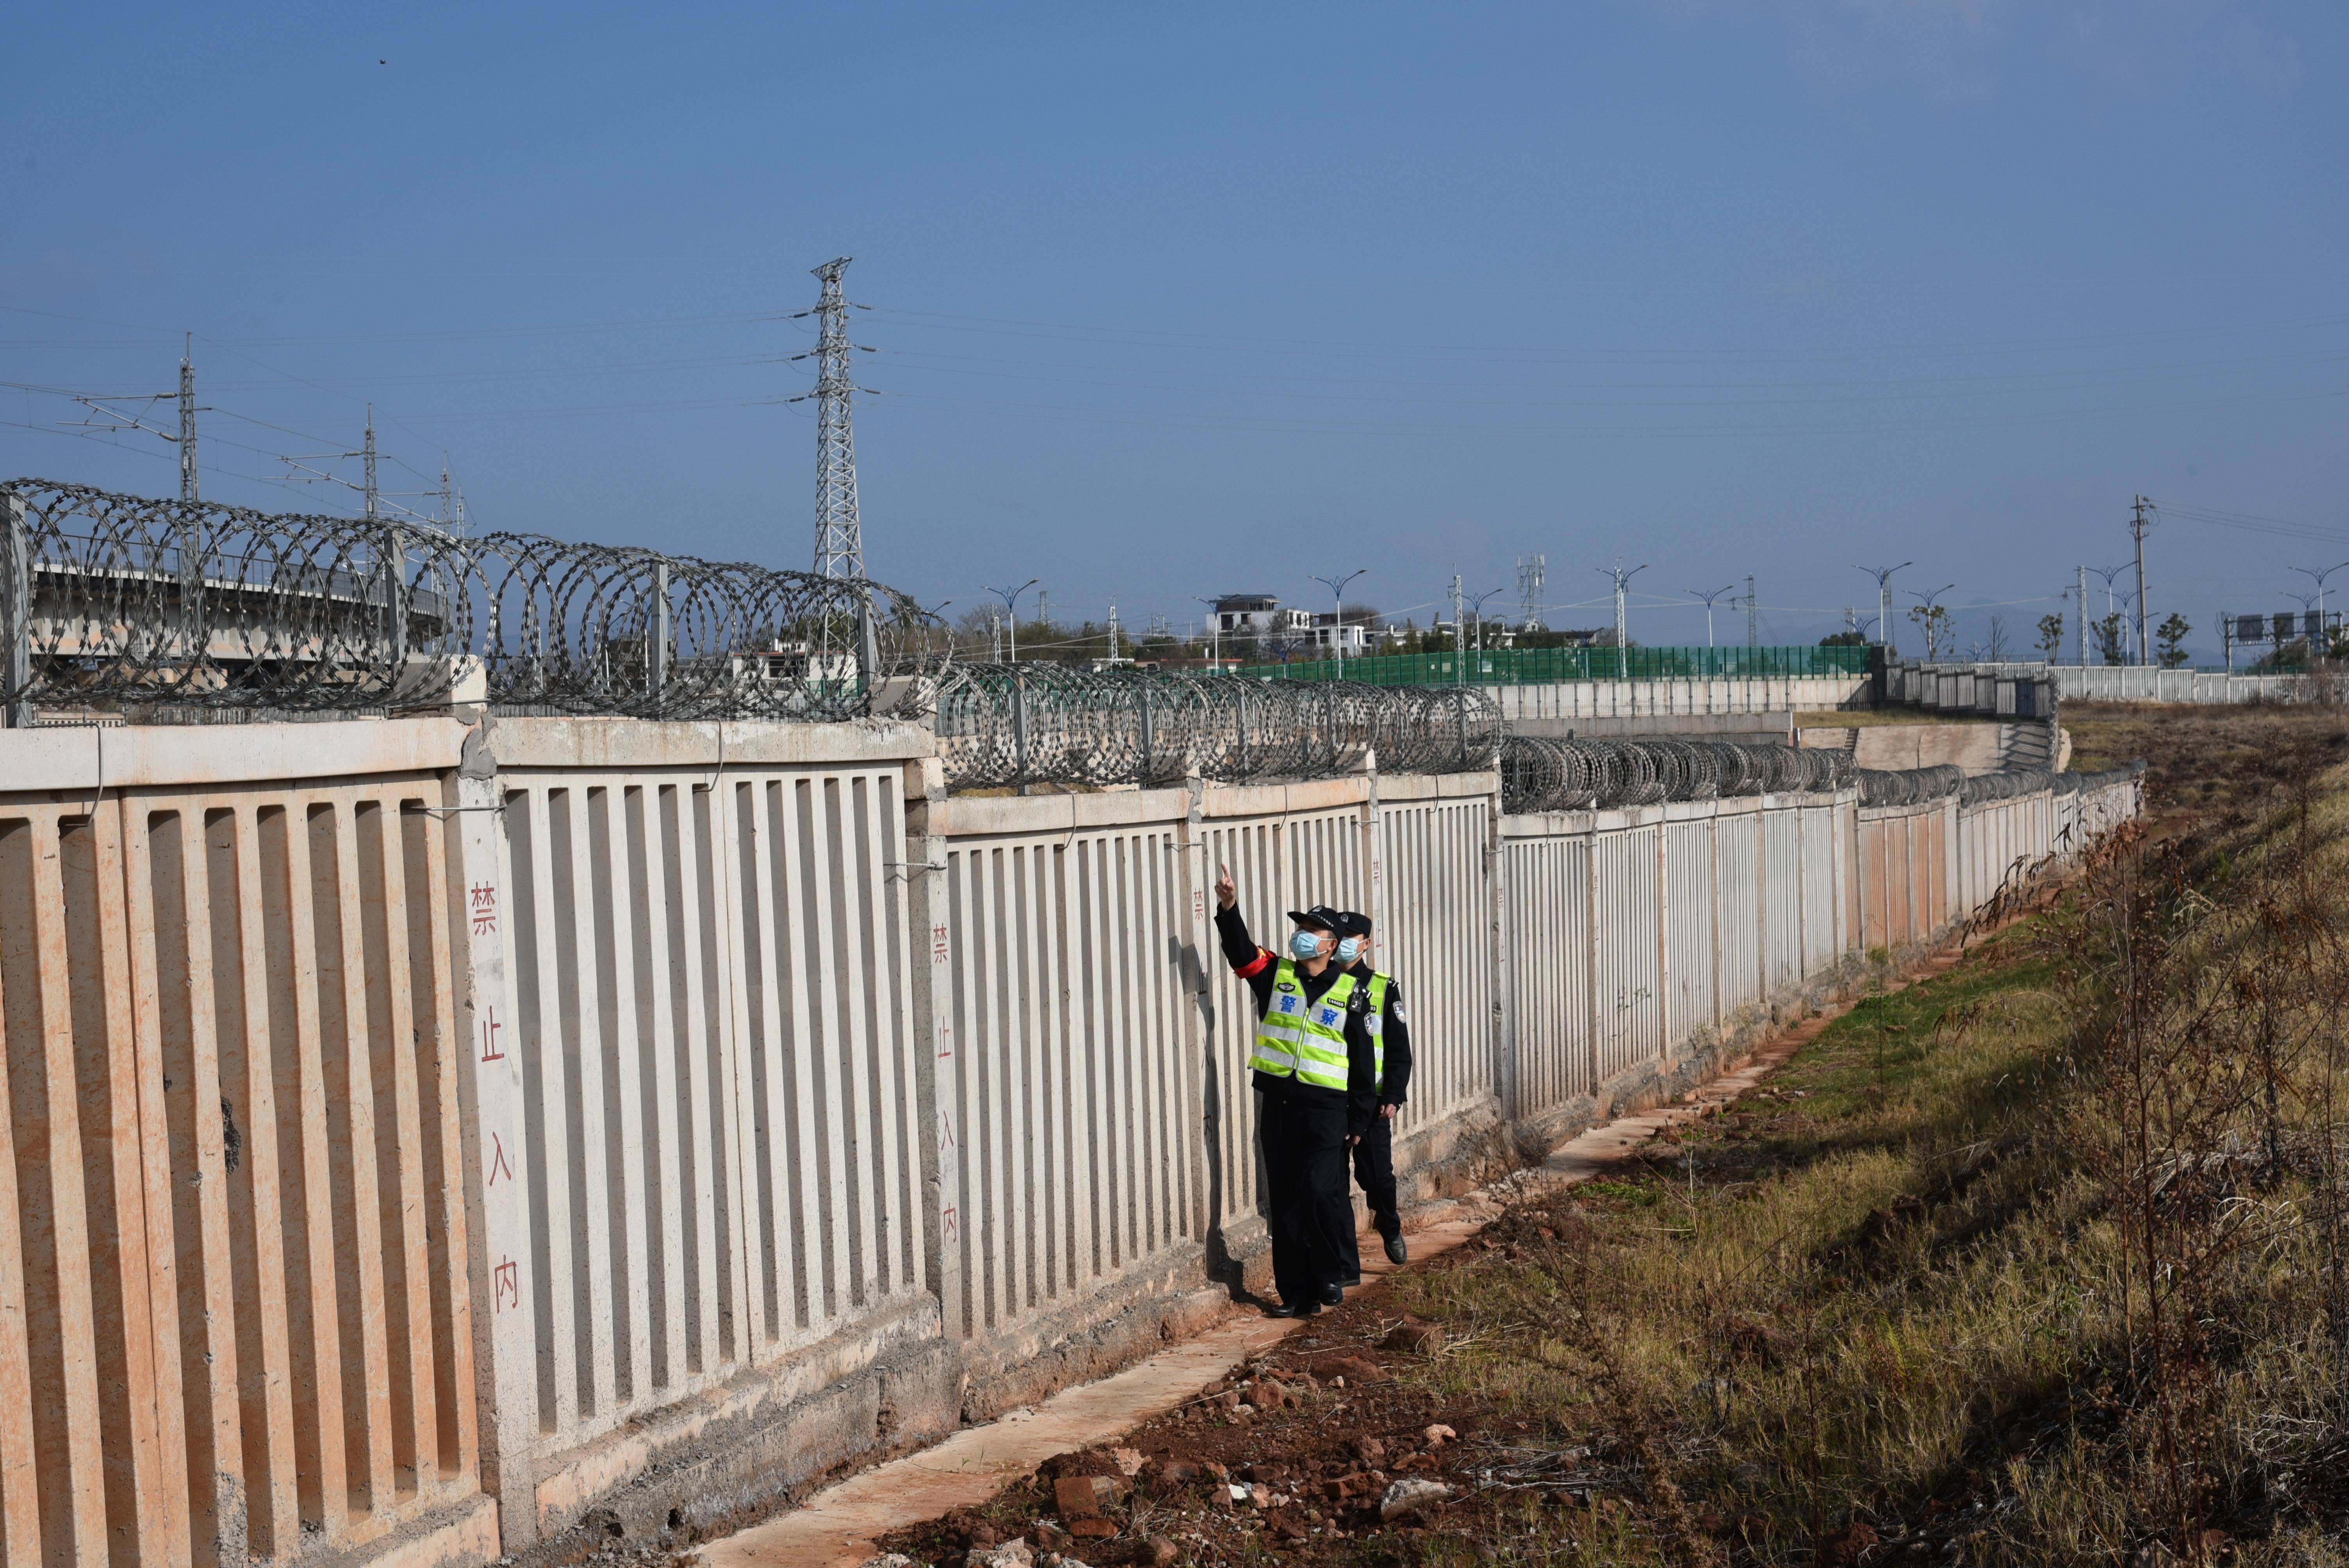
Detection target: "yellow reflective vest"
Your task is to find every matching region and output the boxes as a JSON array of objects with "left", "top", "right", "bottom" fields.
[{"left": 1248, "top": 959, "right": 1356, "bottom": 1092}]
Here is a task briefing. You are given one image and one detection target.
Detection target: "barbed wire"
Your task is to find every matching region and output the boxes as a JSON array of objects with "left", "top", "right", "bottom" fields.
[
  {"left": 0, "top": 479, "right": 950, "bottom": 719},
  {"left": 934, "top": 664, "right": 1506, "bottom": 788}
]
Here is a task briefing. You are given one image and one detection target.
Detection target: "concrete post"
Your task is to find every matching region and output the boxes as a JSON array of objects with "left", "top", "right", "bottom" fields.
[
  {"left": 1584, "top": 813, "right": 1602, "bottom": 1099},
  {"left": 447, "top": 719, "right": 541, "bottom": 1550},
  {"left": 650, "top": 562, "right": 670, "bottom": 714},
  {"left": 4, "top": 492, "right": 30, "bottom": 727},
  {"left": 1486, "top": 768, "right": 1511, "bottom": 1123},
  {"left": 1708, "top": 802, "right": 1724, "bottom": 1033},
  {"left": 1653, "top": 809, "right": 1670, "bottom": 1067},
  {"left": 902, "top": 756, "right": 963, "bottom": 1341}
]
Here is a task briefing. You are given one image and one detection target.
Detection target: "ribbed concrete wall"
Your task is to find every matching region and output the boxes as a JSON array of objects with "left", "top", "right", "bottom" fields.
[
  {"left": 0, "top": 715, "right": 2140, "bottom": 1567},
  {"left": 1493, "top": 673, "right": 1868, "bottom": 723}
]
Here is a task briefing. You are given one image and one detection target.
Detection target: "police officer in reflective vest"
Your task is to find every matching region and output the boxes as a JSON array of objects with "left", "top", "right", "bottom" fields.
[
  {"left": 1213, "top": 865, "right": 1377, "bottom": 1317},
  {"left": 1334, "top": 911, "right": 1412, "bottom": 1283}
]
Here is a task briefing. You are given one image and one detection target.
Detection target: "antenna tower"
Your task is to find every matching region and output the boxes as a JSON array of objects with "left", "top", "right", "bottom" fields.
[
  {"left": 797, "top": 257, "right": 871, "bottom": 579},
  {"left": 1517, "top": 554, "right": 1546, "bottom": 631}
]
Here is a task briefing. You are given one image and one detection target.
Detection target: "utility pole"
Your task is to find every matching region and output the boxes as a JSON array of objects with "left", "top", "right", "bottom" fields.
[
  {"left": 1745, "top": 574, "right": 1759, "bottom": 648},
  {"left": 1687, "top": 584, "right": 1735, "bottom": 649},
  {"left": 362, "top": 406, "right": 380, "bottom": 521},
  {"left": 69, "top": 339, "right": 208, "bottom": 498},
  {"left": 1853, "top": 563, "right": 1910, "bottom": 657},
  {"left": 178, "top": 335, "right": 199, "bottom": 502},
  {"left": 1516, "top": 554, "right": 1546, "bottom": 631},
  {"left": 1313, "top": 567, "right": 1367, "bottom": 673},
  {"left": 2130, "top": 495, "right": 2152, "bottom": 666},
  {"left": 1449, "top": 570, "right": 1466, "bottom": 682},
  {"left": 2076, "top": 566, "right": 2088, "bottom": 665},
  {"left": 1598, "top": 560, "right": 1647, "bottom": 680},
  {"left": 791, "top": 257, "right": 873, "bottom": 579}
]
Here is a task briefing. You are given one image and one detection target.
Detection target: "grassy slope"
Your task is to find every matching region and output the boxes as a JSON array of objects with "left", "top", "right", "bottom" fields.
[{"left": 1369, "top": 715, "right": 2349, "bottom": 1566}]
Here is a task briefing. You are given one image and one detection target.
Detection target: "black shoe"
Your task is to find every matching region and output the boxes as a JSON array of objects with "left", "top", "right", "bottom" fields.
[
  {"left": 1265, "top": 1299, "right": 1320, "bottom": 1319},
  {"left": 1383, "top": 1231, "right": 1408, "bottom": 1265},
  {"left": 1319, "top": 1281, "right": 1345, "bottom": 1306},
  {"left": 1338, "top": 1273, "right": 1362, "bottom": 1289}
]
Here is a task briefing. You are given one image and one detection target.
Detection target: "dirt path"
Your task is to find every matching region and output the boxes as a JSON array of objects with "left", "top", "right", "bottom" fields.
[{"left": 694, "top": 930, "right": 2004, "bottom": 1568}]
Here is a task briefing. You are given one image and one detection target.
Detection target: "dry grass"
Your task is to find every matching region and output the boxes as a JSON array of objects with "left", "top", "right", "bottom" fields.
[{"left": 1364, "top": 720, "right": 2349, "bottom": 1566}]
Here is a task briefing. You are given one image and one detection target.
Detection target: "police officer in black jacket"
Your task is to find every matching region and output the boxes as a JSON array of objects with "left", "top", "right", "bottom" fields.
[
  {"left": 1212, "top": 864, "right": 1378, "bottom": 1317},
  {"left": 1333, "top": 911, "right": 1412, "bottom": 1283}
]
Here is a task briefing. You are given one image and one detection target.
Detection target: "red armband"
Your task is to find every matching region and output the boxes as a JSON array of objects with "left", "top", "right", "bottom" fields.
[{"left": 1233, "top": 947, "right": 1273, "bottom": 980}]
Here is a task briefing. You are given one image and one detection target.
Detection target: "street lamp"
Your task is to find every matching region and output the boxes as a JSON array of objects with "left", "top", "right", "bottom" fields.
[
  {"left": 1906, "top": 584, "right": 1957, "bottom": 662},
  {"left": 1853, "top": 562, "right": 1910, "bottom": 656},
  {"left": 1686, "top": 584, "right": 1736, "bottom": 649},
  {"left": 2291, "top": 560, "right": 2349, "bottom": 635},
  {"left": 1465, "top": 587, "right": 1508, "bottom": 670},
  {"left": 982, "top": 579, "right": 1039, "bottom": 664},
  {"left": 1311, "top": 568, "right": 1368, "bottom": 674},
  {"left": 1192, "top": 595, "right": 1229, "bottom": 672}
]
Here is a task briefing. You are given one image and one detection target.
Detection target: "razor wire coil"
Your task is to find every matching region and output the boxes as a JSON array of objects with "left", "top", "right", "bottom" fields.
[
  {"left": 1500, "top": 734, "right": 1857, "bottom": 813},
  {"left": 0, "top": 479, "right": 948, "bottom": 720},
  {"left": 933, "top": 665, "right": 1506, "bottom": 788}
]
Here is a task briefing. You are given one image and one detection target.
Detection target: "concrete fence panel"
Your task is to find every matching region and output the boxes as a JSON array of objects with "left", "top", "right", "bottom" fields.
[
  {"left": 0, "top": 721, "right": 493, "bottom": 1568},
  {"left": 473, "top": 719, "right": 939, "bottom": 1543},
  {"left": 1498, "top": 828, "right": 1594, "bottom": 1120},
  {"left": 932, "top": 789, "right": 1203, "bottom": 1366},
  {"left": 1369, "top": 776, "right": 1497, "bottom": 1139}
]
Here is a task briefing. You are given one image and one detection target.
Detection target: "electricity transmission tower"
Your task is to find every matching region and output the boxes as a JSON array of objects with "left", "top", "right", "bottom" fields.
[
  {"left": 790, "top": 257, "right": 875, "bottom": 579},
  {"left": 1516, "top": 554, "right": 1546, "bottom": 631},
  {"left": 1745, "top": 574, "right": 1758, "bottom": 647}
]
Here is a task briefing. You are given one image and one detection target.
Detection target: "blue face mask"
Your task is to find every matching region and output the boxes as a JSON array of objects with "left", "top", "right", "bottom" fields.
[
  {"left": 1335, "top": 937, "right": 1362, "bottom": 963},
  {"left": 1289, "top": 929, "right": 1328, "bottom": 960}
]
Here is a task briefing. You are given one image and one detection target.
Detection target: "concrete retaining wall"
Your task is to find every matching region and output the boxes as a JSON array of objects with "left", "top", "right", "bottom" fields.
[{"left": 0, "top": 714, "right": 2140, "bottom": 1567}]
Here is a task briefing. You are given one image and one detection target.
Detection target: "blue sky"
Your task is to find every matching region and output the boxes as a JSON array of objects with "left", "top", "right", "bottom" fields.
[{"left": 3, "top": 2, "right": 2344, "bottom": 657}]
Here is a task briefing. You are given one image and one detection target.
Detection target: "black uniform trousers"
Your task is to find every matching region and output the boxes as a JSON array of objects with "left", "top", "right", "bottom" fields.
[
  {"left": 1260, "top": 1092, "right": 1354, "bottom": 1306},
  {"left": 1335, "top": 1115, "right": 1400, "bottom": 1279}
]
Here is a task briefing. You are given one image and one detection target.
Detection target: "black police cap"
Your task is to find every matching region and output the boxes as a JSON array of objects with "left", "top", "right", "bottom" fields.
[
  {"left": 1285, "top": 904, "right": 1346, "bottom": 932},
  {"left": 1337, "top": 911, "right": 1373, "bottom": 938}
]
